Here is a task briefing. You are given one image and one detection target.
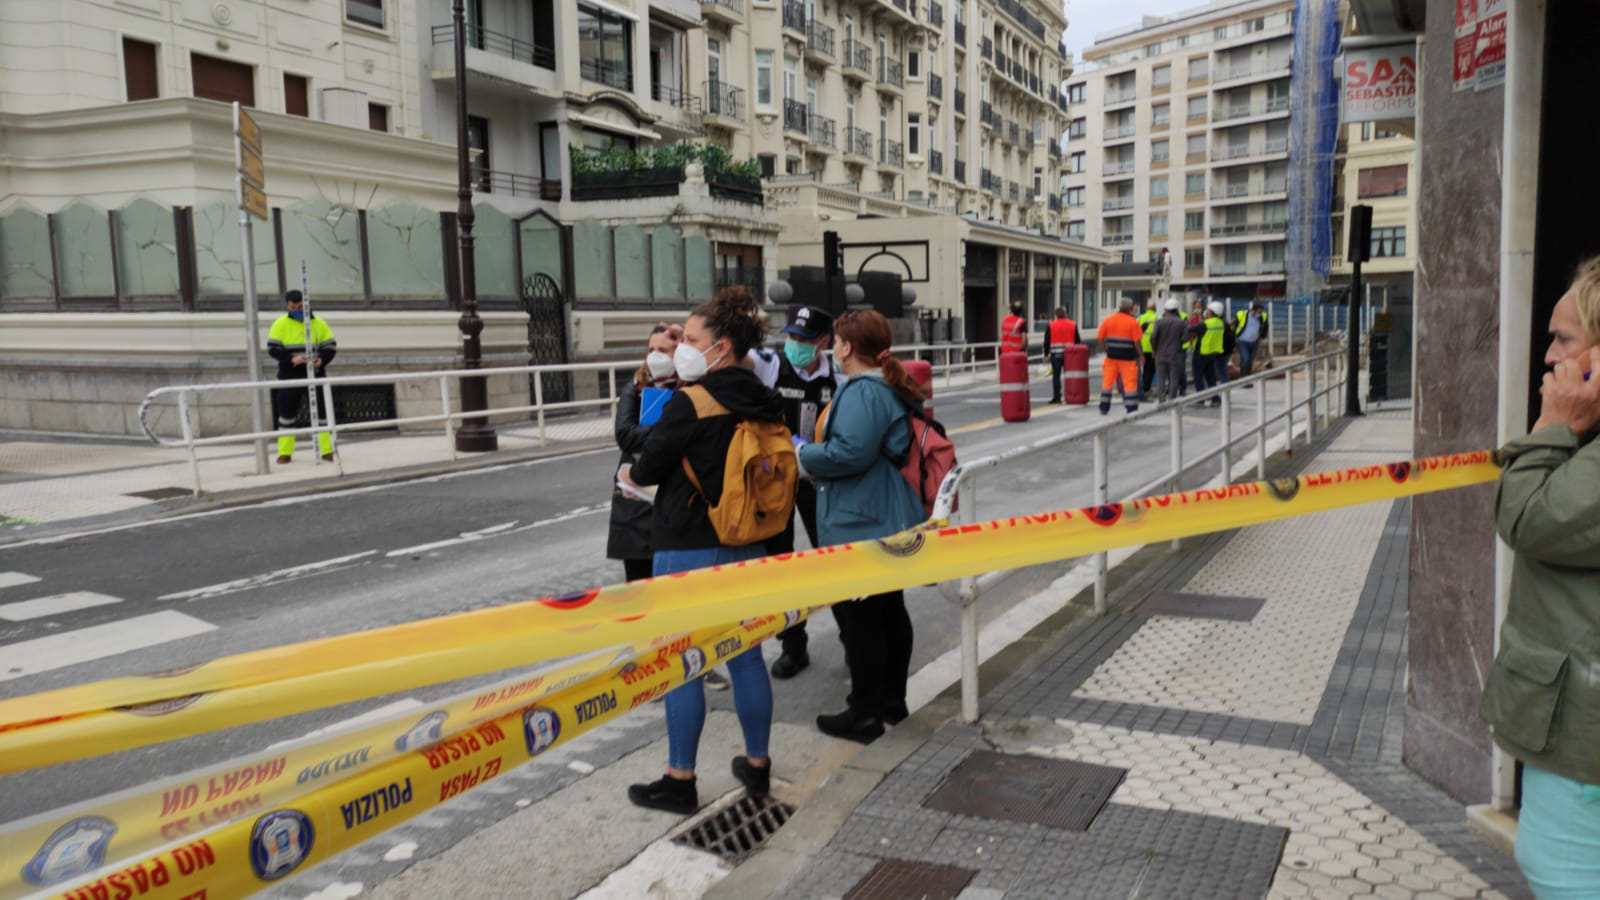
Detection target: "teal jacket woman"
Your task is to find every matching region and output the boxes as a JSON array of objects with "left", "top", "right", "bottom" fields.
[{"left": 800, "top": 372, "right": 924, "bottom": 546}]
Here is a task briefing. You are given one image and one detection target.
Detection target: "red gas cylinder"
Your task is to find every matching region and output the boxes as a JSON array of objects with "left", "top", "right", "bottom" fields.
[
  {"left": 999, "top": 351, "right": 1031, "bottom": 422},
  {"left": 903, "top": 358, "right": 934, "bottom": 419},
  {"left": 1062, "top": 344, "right": 1090, "bottom": 405}
]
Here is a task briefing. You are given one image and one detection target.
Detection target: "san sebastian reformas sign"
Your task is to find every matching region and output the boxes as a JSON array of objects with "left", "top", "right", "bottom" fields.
[{"left": 1342, "top": 43, "right": 1418, "bottom": 123}]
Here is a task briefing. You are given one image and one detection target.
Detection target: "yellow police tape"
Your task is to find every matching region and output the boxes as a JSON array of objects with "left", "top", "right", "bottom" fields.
[
  {"left": 17, "top": 612, "right": 803, "bottom": 900},
  {"left": 0, "top": 451, "right": 1501, "bottom": 778},
  {"left": 0, "top": 626, "right": 732, "bottom": 898}
]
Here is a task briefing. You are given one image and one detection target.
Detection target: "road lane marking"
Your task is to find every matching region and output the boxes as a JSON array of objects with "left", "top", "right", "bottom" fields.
[
  {"left": 0, "top": 591, "right": 122, "bottom": 622},
  {"left": 386, "top": 507, "right": 605, "bottom": 558},
  {"left": 0, "top": 611, "right": 217, "bottom": 681},
  {"left": 158, "top": 550, "right": 380, "bottom": 602},
  {"left": 0, "top": 572, "right": 41, "bottom": 591}
]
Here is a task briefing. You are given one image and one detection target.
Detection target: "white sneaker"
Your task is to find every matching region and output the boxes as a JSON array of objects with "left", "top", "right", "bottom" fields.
[{"left": 704, "top": 669, "right": 731, "bottom": 691}]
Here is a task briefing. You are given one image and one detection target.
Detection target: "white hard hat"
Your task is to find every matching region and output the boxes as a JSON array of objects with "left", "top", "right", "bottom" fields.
[
  {"left": 1164, "top": 298, "right": 1180, "bottom": 311},
  {"left": 1208, "top": 301, "right": 1224, "bottom": 315}
]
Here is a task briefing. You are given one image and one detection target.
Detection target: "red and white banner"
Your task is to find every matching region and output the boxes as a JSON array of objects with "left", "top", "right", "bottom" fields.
[{"left": 1343, "top": 43, "right": 1418, "bottom": 122}]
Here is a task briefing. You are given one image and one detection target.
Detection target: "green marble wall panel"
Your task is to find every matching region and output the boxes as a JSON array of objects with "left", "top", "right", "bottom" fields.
[
  {"left": 53, "top": 202, "right": 114, "bottom": 298},
  {"left": 0, "top": 206, "right": 54, "bottom": 300},
  {"left": 114, "top": 198, "right": 180, "bottom": 297},
  {"left": 368, "top": 202, "right": 445, "bottom": 299}
]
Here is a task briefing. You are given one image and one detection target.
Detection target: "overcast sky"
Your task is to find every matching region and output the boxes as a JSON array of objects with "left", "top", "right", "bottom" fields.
[{"left": 1060, "top": 0, "right": 1205, "bottom": 56}]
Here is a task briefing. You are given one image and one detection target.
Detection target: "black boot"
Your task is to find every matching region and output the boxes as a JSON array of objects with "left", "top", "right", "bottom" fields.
[
  {"left": 732, "top": 756, "right": 771, "bottom": 799},
  {"left": 770, "top": 650, "right": 810, "bottom": 679},
  {"left": 817, "top": 708, "right": 885, "bottom": 743},
  {"left": 627, "top": 774, "right": 698, "bottom": 814}
]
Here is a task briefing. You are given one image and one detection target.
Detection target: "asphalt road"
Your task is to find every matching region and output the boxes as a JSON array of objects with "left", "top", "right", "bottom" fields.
[{"left": 0, "top": 372, "right": 1304, "bottom": 874}]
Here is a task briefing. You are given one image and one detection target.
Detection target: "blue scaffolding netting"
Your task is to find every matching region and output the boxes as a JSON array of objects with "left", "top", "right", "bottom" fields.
[{"left": 1286, "top": 0, "right": 1341, "bottom": 302}]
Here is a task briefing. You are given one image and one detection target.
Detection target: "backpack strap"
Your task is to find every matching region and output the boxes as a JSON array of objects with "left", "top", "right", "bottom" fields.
[{"left": 679, "top": 385, "right": 729, "bottom": 497}]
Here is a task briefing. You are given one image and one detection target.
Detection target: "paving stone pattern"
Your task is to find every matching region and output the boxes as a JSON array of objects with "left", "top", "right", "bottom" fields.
[{"left": 776, "top": 416, "right": 1531, "bottom": 899}]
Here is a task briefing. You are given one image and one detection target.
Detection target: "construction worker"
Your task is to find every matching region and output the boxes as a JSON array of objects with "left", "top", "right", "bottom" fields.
[
  {"left": 1189, "top": 300, "right": 1227, "bottom": 406},
  {"left": 267, "top": 290, "right": 337, "bottom": 463},
  {"left": 1138, "top": 299, "right": 1159, "bottom": 398},
  {"left": 1044, "top": 306, "right": 1081, "bottom": 404},
  {"left": 1234, "top": 302, "right": 1270, "bottom": 380},
  {"left": 1096, "top": 297, "right": 1143, "bottom": 415},
  {"left": 1000, "top": 301, "right": 1027, "bottom": 355}
]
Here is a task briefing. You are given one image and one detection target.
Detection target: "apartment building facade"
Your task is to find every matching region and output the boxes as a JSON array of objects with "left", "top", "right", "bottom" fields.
[
  {"left": 1062, "top": 0, "right": 1295, "bottom": 315},
  {"left": 1329, "top": 120, "right": 1416, "bottom": 310}
]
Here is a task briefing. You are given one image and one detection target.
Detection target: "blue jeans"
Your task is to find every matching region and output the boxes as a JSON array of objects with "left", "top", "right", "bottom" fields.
[
  {"left": 1191, "top": 349, "right": 1209, "bottom": 393},
  {"left": 655, "top": 546, "right": 773, "bottom": 772},
  {"left": 1516, "top": 765, "right": 1600, "bottom": 898},
  {"left": 1237, "top": 340, "right": 1259, "bottom": 377}
]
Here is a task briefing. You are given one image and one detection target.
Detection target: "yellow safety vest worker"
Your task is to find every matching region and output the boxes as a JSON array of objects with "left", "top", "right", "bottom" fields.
[
  {"left": 1200, "top": 317, "right": 1225, "bottom": 355},
  {"left": 1138, "top": 310, "right": 1157, "bottom": 353}
]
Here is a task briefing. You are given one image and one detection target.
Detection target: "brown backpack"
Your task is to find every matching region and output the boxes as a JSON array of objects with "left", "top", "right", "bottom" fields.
[{"left": 679, "top": 385, "right": 798, "bottom": 546}]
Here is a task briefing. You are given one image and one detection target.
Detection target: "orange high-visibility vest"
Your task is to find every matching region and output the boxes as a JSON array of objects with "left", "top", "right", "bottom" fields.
[{"left": 1001, "top": 314, "right": 1026, "bottom": 352}]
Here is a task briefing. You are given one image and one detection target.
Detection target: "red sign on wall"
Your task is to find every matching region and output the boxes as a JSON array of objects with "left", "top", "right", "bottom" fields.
[{"left": 1454, "top": 0, "right": 1505, "bottom": 92}]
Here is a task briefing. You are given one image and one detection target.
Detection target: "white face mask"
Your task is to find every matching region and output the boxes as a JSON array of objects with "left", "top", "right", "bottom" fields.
[
  {"left": 673, "top": 342, "right": 723, "bottom": 382},
  {"left": 646, "top": 351, "right": 676, "bottom": 381}
]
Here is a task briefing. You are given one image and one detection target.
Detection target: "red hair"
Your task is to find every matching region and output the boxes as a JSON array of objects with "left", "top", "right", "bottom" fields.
[{"left": 834, "top": 309, "right": 927, "bottom": 407}]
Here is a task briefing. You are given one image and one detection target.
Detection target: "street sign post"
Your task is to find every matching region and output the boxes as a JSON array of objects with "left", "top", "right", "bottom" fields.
[{"left": 235, "top": 103, "right": 270, "bottom": 474}]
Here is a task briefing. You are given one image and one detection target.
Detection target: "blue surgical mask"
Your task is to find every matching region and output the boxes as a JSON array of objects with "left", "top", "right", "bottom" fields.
[
  {"left": 784, "top": 339, "right": 818, "bottom": 369},
  {"left": 288, "top": 310, "right": 304, "bottom": 321}
]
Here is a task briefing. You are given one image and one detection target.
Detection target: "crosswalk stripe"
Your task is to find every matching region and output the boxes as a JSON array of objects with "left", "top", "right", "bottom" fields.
[
  {"left": 0, "top": 572, "right": 42, "bottom": 591},
  {"left": 0, "top": 611, "right": 217, "bottom": 682},
  {"left": 0, "top": 591, "right": 123, "bottom": 622}
]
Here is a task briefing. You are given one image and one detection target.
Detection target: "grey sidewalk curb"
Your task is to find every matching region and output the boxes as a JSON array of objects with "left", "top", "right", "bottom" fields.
[
  {"left": 705, "top": 420, "right": 1354, "bottom": 900},
  {"left": 0, "top": 437, "right": 614, "bottom": 547}
]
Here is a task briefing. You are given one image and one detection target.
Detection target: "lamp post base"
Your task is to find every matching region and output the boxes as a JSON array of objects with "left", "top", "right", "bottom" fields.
[{"left": 454, "top": 422, "right": 499, "bottom": 453}]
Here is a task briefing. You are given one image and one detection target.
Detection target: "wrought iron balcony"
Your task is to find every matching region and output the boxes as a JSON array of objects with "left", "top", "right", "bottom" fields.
[
  {"left": 843, "top": 39, "right": 872, "bottom": 79},
  {"left": 782, "top": 0, "right": 806, "bottom": 33},
  {"left": 879, "top": 57, "right": 904, "bottom": 89},
  {"left": 953, "top": 88, "right": 966, "bottom": 114},
  {"left": 928, "top": 0, "right": 943, "bottom": 27},
  {"left": 954, "top": 158, "right": 967, "bottom": 181},
  {"left": 929, "top": 149, "right": 944, "bottom": 175},
  {"left": 994, "top": 0, "right": 1046, "bottom": 41},
  {"left": 995, "top": 49, "right": 1008, "bottom": 72},
  {"left": 806, "top": 20, "right": 835, "bottom": 58},
  {"left": 1048, "top": 193, "right": 1062, "bottom": 213},
  {"left": 879, "top": 137, "right": 904, "bottom": 168},
  {"left": 701, "top": 0, "right": 744, "bottom": 22},
  {"left": 928, "top": 72, "right": 943, "bottom": 100},
  {"left": 469, "top": 166, "right": 542, "bottom": 198},
  {"left": 580, "top": 58, "right": 633, "bottom": 91},
  {"left": 1008, "top": 181, "right": 1020, "bottom": 203},
  {"left": 439, "top": 24, "right": 556, "bottom": 71},
  {"left": 703, "top": 81, "right": 746, "bottom": 122},
  {"left": 783, "top": 98, "right": 809, "bottom": 134},
  {"left": 808, "top": 113, "right": 837, "bottom": 148},
  {"left": 845, "top": 127, "right": 874, "bottom": 158},
  {"left": 954, "top": 19, "right": 966, "bottom": 46},
  {"left": 981, "top": 36, "right": 992, "bottom": 60},
  {"left": 980, "top": 101, "right": 994, "bottom": 127},
  {"left": 1005, "top": 122, "right": 1019, "bottom": 145}
]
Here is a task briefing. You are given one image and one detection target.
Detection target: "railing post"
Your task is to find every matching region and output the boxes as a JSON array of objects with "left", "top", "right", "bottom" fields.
[
  {"left": 1256, "top": 371, "right": 1268, "bottom": 479},
  {"left": 1093, "top": 431, "right": 1109, "bottom": 616},
  {"left": 442, "top": 375, "right": 458, "bottom": 461},
  {"left": 1169, "top": 404, "right": 1183, "bottom": 552},
  {"left": 535, "top": 371, "right": 547, "bottom": 447},
  {"left": 179, "top": 391, "right": 202, "bottom": 496},
  {"left": 608, "top": 365, "right": 619, "bottom": 416},
  {"left": 321, "top": 380, "right": 344, "bottom": 475},
  {"left": 1220, "top": 389, "right": 1232, "bottom": 483},
  {"left": 1306, "top": 355, "right": 1318, "bottom": 441},
  {"left": 1285, "top": 366, "right": 1296, "bottom": 449},
  {"left": 957, "top": 477, "right": 980, "bottom": 724}
]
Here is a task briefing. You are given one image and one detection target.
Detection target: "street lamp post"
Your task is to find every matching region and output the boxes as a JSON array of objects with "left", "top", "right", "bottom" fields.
[{"left": 453, "top": 0, "right": 498, "bottom": 452}]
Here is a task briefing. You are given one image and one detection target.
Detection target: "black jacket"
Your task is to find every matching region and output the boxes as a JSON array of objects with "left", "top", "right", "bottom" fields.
[
  {"left": 631, "top": 366, "right": 786, "bottom": 552},
  {"left": 607, "top": 382, "right": 656, "bottom": 561}
]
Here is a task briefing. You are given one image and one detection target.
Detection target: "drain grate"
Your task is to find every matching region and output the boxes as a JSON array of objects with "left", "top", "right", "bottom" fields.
[
  {"left": 123, "top": 486, "right": 190, "bottom": 499},
  {"left": 1130, "top": 591, "right": 1266, "bottom": 622},
  {"left": 923, "top": 750, "right": 1126, "bottom": 832},
  {"left": 845, "top": 860, "right": 977, "bottom": 900},
  {"left": 672, "top": 794, "right": 796, "bottom": 863}
]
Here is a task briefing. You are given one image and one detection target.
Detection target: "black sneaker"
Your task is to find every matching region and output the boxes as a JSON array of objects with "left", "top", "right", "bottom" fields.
[
  {"left": 770, "top": 651, "right": 810, "bottom": 679},
  {"left": 817, "top": 708, "right": 885, "bottom": 744},
  {"left": 627, "top": 774, "right": 698, "bottom": 814},
  {"left": 732, "top": 756, "right": 771, "bottom": 799}
]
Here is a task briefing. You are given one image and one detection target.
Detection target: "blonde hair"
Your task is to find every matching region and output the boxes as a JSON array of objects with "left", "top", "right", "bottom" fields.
[{"left": 1571, "top": 255, "right": 1600, "bottom": 343}]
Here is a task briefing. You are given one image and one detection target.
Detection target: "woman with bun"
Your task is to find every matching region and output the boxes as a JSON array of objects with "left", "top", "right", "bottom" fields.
[{"left": 797, "top": 309, "right": 926, "bottom": 743}]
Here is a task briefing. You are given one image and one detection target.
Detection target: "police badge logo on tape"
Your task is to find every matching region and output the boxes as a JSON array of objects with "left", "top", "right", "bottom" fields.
[
  {"left": 250, "top": 810, "right": 315, "bottom": 881},
  {"left": 23, "top": 816, "right": 117, "bottom": 886},
  {"left": 524, "top": 707, "right": 561, "bottom": 756},
  {"left": 783, "top": 609, "right": 803, "bottom": 630},
  {"left": 681, "top": 647, "right": 708, "bottom": 681},
  {"left": 394, "top": 710, "right": 448, "bottom": 752}
]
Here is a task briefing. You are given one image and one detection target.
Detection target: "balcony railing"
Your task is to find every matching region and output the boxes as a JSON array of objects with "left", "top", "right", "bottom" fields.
[
  {"left": 979, "top": 167, "right": 994, "bottom": 191},
  {"left": 806, "top": 20, "right": 836, "bottom": 57},
  {"left": 1212, "top": 261, "right": 1286, "bottom": 276},
  {"left": 928, "top": 72, "right": 943, "bottom": 99},
  {"left": 980, "top": 101, "right": 994, "bottom": 127},
  {"left": 1048, "top": 193, "right": 1061, "bottom": 213},
  {"left": 879, "top": 57, "right": 904, "bottom": 88},
  {"left": 572, "top": 166, "right": 682, "bottom": 201},
  {"left": 981, "top": 36, "right": 992, "bottom": 60},
  {"left": 708, "top": 170, "right": 764, "bottom": 206},
  {"left": 1103, "top": 233, "right": 1133, "bottom": 245},
  {"left": 1210, "top": 180, "right": 1288, "bottom": 200},
  {"left": 782, "top": 0, "right": 806, "bottom": 32},
  {"left": 845, "top": 127, "right": 874, "bottom": 158},
  {"left": 1215, "top": 59, "right": 1292, "bottom": 84},
  {"left": 808, "top": 113, "right": 837, "bottom": 148},
  {"left": 1104, "top": 124, "right": 1135, "bottom": 140},
  {"left": 653, "top": 83, "right": 703, "bottom": 113},
  {"left": 436, "top": 24, "right": 555, "bottom": 72},
  {"left": 1209, "top": 221, "right": 1287, "bottom": 237},
  {"left": 879, "top": 137, "right": 904, "bottom": 168},
  {"left": 954, "top": 20, "right": 966, "bottom": 46},
  {"left": 843, "top": 39, "right": 872, "bottom": 77},
  {"left": 1151, "top": 150, "right": 1171, "bottom": 163},
  {"left": 995, "top": 49, "right": 1009, "bottom": 72},
  {"left": 783, "top": 98, "right": 808, "bottom": 134},
  {"left": 469, "top": 166, "right": 543, "bottom": 198},
  {"left": 929, "top": 149, "right": 943, "bottom": 175},
  {"left": 994, "top": 0, "right": 1047, "bottom": 40},
  {"left": 1005, "top": 122, "right": 1019, "bottom": 144},
  {"left": 929, "top": 0, "right": 943, "bottom": 27},
  {"left": 1008, "top": 181, "right": 1020, "bottom": 203},
  {"left": 700, "top": 0, "right": 744, "bottom": 18},
  {"left": 1029, "top": 73, "right": 1039, "bottom": 94},
  {"left": 580, "top": 58, "right": 633, "bottom": 91},
  {"left": 1103, "top": 196, "right": 1134, "bottom": 211},
  {"left": 954, "top": 158, "right": 966, "bottom": 182},
  {"left": 704, "top": 81, "right": 746, "bottom": 121},
  {"left": 1216, "top": 139, "right": 1290, "bottom": 159},
  {"left": 1105, "top": 88, "right": 1137, "bottom": 106},
  {"left": 953, "top": 88, "right": 967, "bottom": 114},
  {"left": 1214, "top": 96, "right": 1292, "bottom": 122}
]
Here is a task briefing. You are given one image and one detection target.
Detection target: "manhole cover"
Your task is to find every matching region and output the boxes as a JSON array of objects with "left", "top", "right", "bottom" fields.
[
  {"left": 1130, "top": 591, "right": 1265, "bottom": 622},
  {"left": 672, "top": 794, "right": 796, "bottom": 863},
  {"left": 124, "top": 487, "right": 191, "bottom": 501},
  {"left": 845, "top": 860, "right": 977, "bottom": 900},
  {"left": 922, "top": 750, "right": 1125, "bottom": 832}
]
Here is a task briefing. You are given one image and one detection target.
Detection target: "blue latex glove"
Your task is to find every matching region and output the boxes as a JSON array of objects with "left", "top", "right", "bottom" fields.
[{"left": 791, "top": 434, "right": 808, "bottom": 448}]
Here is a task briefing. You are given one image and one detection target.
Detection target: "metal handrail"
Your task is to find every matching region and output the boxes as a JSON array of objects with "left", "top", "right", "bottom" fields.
[
  {"left": 138, "top": 340, "right": 1022, "bottom": 495},
  {"left": 928, "top": 347, "right": 1348, "bottom": 723}
]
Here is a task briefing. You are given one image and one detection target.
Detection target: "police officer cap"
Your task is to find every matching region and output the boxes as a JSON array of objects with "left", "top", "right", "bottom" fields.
[
  {"left": 1164, "top": 298, "right": 1180, "bottom": 311},
  {"left": 781, "top": 305, "right": 833, "bottom": 339},
  {"left": 1208, "top": 301, "right": 1224, "bottom": 315}
]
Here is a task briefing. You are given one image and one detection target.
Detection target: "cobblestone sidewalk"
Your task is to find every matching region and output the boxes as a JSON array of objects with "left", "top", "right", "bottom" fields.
[{"left": 762, "top": 413, "right": 1529, "bottom": 900}]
